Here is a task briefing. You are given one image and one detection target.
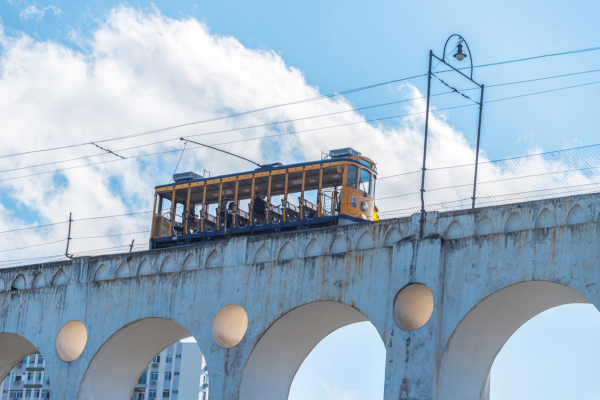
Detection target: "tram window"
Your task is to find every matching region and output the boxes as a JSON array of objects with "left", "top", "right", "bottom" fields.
[
  {"left": 359, "top": 169, "right": 371, "bottom": 195},
  {"left": 159, "top": 193, "right": 172, "bottom": 214},
  {"left": 237, "top": 178, "right": 253, "bottom": 225},
  {"left": 372, "top": 175, "right": 376, "bottom": 197},
  {"left": 322, "top": 166, "right": 343, "bottom": 188},
  {"left": 286, "top": 171, "right": 303, "bottom": 221},
  {"left": 347, "top": 165, "right": 358, "bottom": 188}
]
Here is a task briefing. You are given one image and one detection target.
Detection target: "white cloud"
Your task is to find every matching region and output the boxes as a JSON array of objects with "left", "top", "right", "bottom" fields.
[
  {"left": 0, "top": 5, "right": 481, "bottom": 228},
  {"left": 19, "top": 4, "right": 62, "bottom": 22},
  {"left": 5, "top": 6, "right": 596, "bottom": 263},
  {"left": 318, "top": 381, "right": 360, "bottom": 400}
]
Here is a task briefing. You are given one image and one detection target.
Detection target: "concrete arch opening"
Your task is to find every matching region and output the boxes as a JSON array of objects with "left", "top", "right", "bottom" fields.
[
  {"left": 239, "top": 301, "right": 385, "bottom": 400},
  {"left": 438, "top": 281, "right": 590, "bottom": 400},
  {"left": 490, "top": 303, "right": 600, "bottom": 399},
  {"left": 77, "top": 318, "right": 209, "bottom": 400},
  {"left": 0, "top": 333, "right": 52, "bottom": 398}
]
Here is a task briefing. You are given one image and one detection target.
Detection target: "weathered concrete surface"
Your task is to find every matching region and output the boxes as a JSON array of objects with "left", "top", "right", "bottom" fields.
[{"left": 0, "top": 192, "right": 599, "bottom": 399}]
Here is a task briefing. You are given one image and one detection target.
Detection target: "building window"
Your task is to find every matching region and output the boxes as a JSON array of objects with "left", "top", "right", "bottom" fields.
[
  {"left": 153, "top": 356, "right": 160, "bottom": 363},
  {"left": 172, "top": 390, "right": 178, "bottom": 394},
  {"left": 41, "top": 390, "right": 50, "bottom": 399},
  {"left": 29, "top": 356, "right": 35, "bottom": 364},
  {"left": 162, "top": 390, "right": 170, "bottom": 398},
  {"left": 25, "top": 390, "right": 31, "bottom": 398},
  {"left": 37, "top": 356, "right": 43, "bottom": 365},
  {"left": 10, "top": 390, "right": 24, "bottom": 398},
  {"left": 138, "top": 371, "right": 147, "bottom": 385},
  {"left": 201, "top": 393, "right": 205, "bottom": 400},
  {"left": 164, "top": 372, "right": 171, "bottom": 381},
  {"left": 33, "top": 390, "right": 40, "bottom": 398},
  {"left": 27, "top": 373, "right": 33, "bottom": 381},
  {"left": 175, "top": 354, "right": 181, "bottom": 359},
  {"left": 148, "top": 389, "right": 157, "bottom": 399},
  {"left": 36, "top": 373, "right": 42, "bottom": 381},
  {"left": 150, "top": 372, "right": 158, "bottom": 381},
  {"left": 133, "top": 390, "right": 145, "bottom": 400},
  {"left": 174, "top": 372, "right": 179, "bottom": 376},
  {"left": 166, "top": 356, "right": 173, "bottom": 363}
]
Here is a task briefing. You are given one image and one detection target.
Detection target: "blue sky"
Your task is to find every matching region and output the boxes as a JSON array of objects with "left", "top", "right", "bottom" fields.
[{"left": 1, "top": 1, "right": 600, "bottom": 399}]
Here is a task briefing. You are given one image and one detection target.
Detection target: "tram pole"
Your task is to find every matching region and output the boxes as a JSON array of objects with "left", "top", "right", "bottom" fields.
[
  {"left": 471, "top": 84, "right": 485, "bottom": 209},
  {"left": 65, "top": 212, "right": 73, "bottom": 259},
  {"left": 419, "top": 51, "right": 433, "bottom": 239}
]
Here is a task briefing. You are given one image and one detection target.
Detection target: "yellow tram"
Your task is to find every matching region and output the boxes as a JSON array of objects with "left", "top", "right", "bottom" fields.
[{"left": 150, "top": 148, "right": 377, "bottom": 249}]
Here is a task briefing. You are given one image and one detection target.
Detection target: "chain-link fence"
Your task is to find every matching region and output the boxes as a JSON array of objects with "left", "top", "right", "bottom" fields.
[
  {"left": 2, "top": 144, "right": 600, "bottom": 268},
  {"left": 377, "top": 144, "right": 600, "bottom": 219},
  {"left": 0, "top": 212, "right": 152, "bottom": 268}
]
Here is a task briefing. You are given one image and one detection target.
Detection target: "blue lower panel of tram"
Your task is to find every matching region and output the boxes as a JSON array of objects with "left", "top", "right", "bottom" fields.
[{"left": 149, "top": 214, "right": 366, "bottom": 249}]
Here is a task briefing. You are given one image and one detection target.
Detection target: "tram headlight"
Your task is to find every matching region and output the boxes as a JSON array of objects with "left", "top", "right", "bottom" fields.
[{"left": 360, "top": 201, "right": 368, "bottom": 212}]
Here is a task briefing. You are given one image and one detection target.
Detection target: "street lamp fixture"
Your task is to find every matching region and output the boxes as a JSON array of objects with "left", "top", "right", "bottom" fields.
[{"left": 453, "top": 43, "right": 467, "bottom": 61}]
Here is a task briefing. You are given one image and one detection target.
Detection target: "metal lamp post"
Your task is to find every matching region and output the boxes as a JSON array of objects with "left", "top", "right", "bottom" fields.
[{"left": 419, "top": 34, "right": 485, "bottom": 238}]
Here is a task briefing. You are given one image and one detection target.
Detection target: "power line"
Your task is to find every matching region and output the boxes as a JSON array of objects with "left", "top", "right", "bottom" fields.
[
  {"left": 3, "top": 74, "right": 600, "bottom": 181},
  {"left": 4, "top": 45, "right": 600, "bottom": 161},
  {"left": 0, "top": 74, "right": 427, "bottom": 159},
  {"left": 2, "top": 73, "right": 600, "bottom": 182},
  {"left": 437, "top": 45, "right": 600, "bottom": 74},
  {"left": 7, "top": 66, "right": 600, "bottom": 174}
]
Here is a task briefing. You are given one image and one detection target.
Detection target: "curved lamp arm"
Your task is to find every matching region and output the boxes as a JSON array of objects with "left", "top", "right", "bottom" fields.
[{"left": 442, "top": 34, "right": 474, "bottom": 79}]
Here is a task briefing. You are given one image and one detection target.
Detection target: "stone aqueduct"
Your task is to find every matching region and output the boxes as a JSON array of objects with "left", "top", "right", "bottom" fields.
[{"left": 0, "top": 192, "right": 599, "bottom": 399}]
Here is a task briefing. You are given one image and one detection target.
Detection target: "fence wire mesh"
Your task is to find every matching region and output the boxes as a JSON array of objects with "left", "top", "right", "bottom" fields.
[{"left": 1, "top": 144, "right": 600, "bottom": 268}]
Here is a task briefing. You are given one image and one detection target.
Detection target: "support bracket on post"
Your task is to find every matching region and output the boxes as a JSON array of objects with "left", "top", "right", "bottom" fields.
[
  {"left": 65, "top": 212, "right": 74, "bottom": 259},
  {"left": 129, "top": 239, "right": 135, "bottom": 253}
]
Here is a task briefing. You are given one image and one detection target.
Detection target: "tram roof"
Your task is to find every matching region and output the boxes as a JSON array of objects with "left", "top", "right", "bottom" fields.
[{"left": 154, "top": 157, "right": 377, "bottom": 190}]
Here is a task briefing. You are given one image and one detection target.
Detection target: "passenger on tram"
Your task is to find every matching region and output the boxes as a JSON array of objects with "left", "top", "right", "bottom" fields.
[
  {"left": 187, "top": 203, "right": 200, "bottom": 233},
  {"left": 253, "top": 194, "right": 267, "bottom": 224}
]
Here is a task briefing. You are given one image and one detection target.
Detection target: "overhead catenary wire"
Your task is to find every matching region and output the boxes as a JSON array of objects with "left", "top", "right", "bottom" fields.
[
  {"left": 3, "top": 78, "right": 600, "bottom": 182},
  {"left": 4, "top": 44, "right": 600, "bottom": 161},
  {"left": 6, "top": 66, "right": 600, "bottom": 175},
  {"left": 0, "top": 74, "right": 427, "bottom": 159}
]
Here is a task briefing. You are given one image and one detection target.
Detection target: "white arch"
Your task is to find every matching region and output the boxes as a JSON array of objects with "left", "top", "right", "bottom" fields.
[
  {"left": 206, "top": 249, "right": 222, "bottom": 269},
  {"left": 535, "top": 208, "right": 555, "bottom": 229},
  {"left": 504, "top": 212, "right": 524, "bottom": 233},
  {"left": 159, "top": 256, "right": 177, "bottom": 274},
  {"left": 304, "top": 238, "right": 322, "bottom": 257},
  {"left": 12, "top": 275, "right": 26, "bottom": 290},
  {"left": 77, "top": 318, "right": 194, "bottom": 399},
  {"left": 330, "top": 235, "right": 348, "bottom": 254},
  {"left": 0, "top": 333, "right": 38, "bottom": 382},
  {"left": 137, "top": 259, "right": 152, "bottom": 276},
  {"left": 94, "top": 264, "right": 109, "bottom": 281},
  {"left": 115, "top": 261, "right": 129, "bottom": 278},
  {"left": 445, "top": 221, "right": 464, "bottom": 240},
  {"left": 278, "top": 242, "right": 294, "bottom": 261},
  {"left": 474, "top": 216, "right": 494, "bottom": 236},
  {"left": 182, "top": 253, "right": 198, "bottom": 271},
  {"left": 52, "top": 269, "right": 67, "bottom": 286},
  {"left": 356, "top": 231, "right": 374, "bottom": 250},
  {"left": 32, "top": 272, "right": 46, "bottom": 289},
  {"left": 383, "top": 228, "right": 401, "bottom": 246},
  {"left": 254, "top": 245, "right": 270, "bottom": 263},
  {"left": 239, "top": 301, "right": 376, "bottom": 400},
  {"left": 438, "top": 281, "right": 590, "bottom": 400},
  {"left": 566, "top": 204, "right": 586, "bottom": 225}
]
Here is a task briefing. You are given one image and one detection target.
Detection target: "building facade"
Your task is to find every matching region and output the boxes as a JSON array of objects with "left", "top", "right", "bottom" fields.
[
  {"left": 131, "top": 339, "right": 209, "bottom": 400},
  {"left": 1, "top": 353, "right": 51, "bottom": 399}
]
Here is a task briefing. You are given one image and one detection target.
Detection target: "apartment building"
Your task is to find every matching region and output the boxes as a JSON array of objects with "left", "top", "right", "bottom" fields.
[
  {"left": 131, "top": 338, "right": 209, "bottom": 400},
  {"left": 0, "top": 353, "right": 51, "bottom": 399}
]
